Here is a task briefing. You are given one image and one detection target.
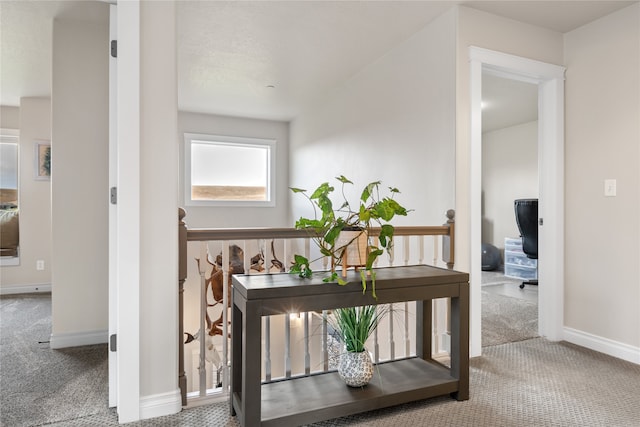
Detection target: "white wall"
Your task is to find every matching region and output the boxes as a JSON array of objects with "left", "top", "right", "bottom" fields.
[
  {"left": 564, "top": 3, "right": 640, "bottom": 351},
  {"left": 139, "top": 0, "right": 180, "bottom": 409},
  {"left": 178, "top": 111, "right": 290, "bottom": 228},
  {"left": 0, "top": 98, "right": 52, "bottom": 291},
  {"left": 481, "top": 121, "right": 538, "bottom": 250},
  {"left": 290, "top": 9, "right": 456, "bottom": 228},
  {"left": 50, "top": 9, "right": 109, "bottom": 347},
  {"left": 0, "top": 106, "right": 19, "bottom": 129}
]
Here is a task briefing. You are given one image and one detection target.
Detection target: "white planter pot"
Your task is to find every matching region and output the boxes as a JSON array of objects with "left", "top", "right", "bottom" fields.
[{"left": 338, "top": 350, "right": 374, "bottom": 387}]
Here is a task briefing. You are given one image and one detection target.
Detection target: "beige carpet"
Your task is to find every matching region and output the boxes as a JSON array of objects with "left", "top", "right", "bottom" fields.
[
  {"left": 4, "top": 293, "right": 640, "bottom": 427},
  {"left": 0, "top": 294, "right": 110, "bottom": 427},
  {"left": 44, "top": 338, "right": 640, "bottom": 426},
  {"left": 482, "top": 287, "right": 538, "bottom": 346}
]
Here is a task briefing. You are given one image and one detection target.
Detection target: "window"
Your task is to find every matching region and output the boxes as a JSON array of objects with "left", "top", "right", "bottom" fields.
[{"left": 184, "top": 133, "right": 275, "bottom": 206}]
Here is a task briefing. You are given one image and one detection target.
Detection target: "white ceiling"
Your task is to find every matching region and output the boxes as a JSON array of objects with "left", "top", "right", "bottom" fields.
[
  {"left": 1, "top": 0, "right": 636, "bottom": 126},
  {"left": 176, "top": 1, "right": 455, "bottom": 120},
  {"left": 482, "top": 72, "right": 538, "bottom": 133},
  {"left": 0, "top": 1, "right": 108, "bottom": 109}
]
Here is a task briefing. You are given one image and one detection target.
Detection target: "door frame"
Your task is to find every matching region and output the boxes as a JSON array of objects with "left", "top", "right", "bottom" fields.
[
  {"left": 108, "top": 3, "right": 117, "bottom": 408},
  {"left": 469, "top": 46, "right": 566, "bottom": 356}
]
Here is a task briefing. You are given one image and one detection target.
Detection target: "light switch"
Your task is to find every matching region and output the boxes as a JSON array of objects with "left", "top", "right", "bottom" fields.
[{"left": 604, "top": 179, "right": 616, "bottom": 197}]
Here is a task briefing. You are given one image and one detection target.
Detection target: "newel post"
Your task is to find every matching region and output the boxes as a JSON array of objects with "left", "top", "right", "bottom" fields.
[
  {"left": 443, "top": 209, "right": 455, "bottom": 269},
  {"left": 178, "top": 207, "right": 187, "bottom": 406}
]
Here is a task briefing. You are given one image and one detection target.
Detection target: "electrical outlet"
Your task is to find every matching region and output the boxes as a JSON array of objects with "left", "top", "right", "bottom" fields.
[{"left": 36, "top": 260, "right": 45, "bottom": 271}]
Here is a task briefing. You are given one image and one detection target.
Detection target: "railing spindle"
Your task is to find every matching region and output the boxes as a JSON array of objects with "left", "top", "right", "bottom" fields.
[
  {"left": 266, "top": 239, "right": 273, "bottom": 273},
  {"left": 304, "top": 239, "right": 311, "bottom": 267},
  {"left": 285, "top": 314, "right": 292, "bottom": 378},
  {"left": 283, "top": 239, "right": 289, "bottom": 273},
  {"left": 373, "top": 307, "right": 380, "bottom": 363},
  {"left": 198, "top": 242, "right": 207, "bottom": 397},
  {"left": 388, "top": 304, "right": 395, "bottom": 360},
  {"left": 322, "top": 310, "right": 329, "bottom": 371},
  {"left": 403, "top": 236, "right": 411, "bottom": 357},
  {"left": 221, "top": 241, "right": 230, "bottom": 392},
  {"left": 403, "top": 236, "right": 410, "bottom": 266},
  {"left": 405, "top": 303, "right": 410, "bottom": 357},
  {"left": 304, "top": 312, "right": 310, "bottom": 375},
  {"left": 264, "top": 316, "right": 272, "bottom": 382},
  {"left": 242, "top": 241, "right": 250, "bottom": 274}
]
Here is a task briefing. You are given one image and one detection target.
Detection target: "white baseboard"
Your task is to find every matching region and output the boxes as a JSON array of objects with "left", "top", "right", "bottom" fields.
[
  {"left": 140, "top": 389, "right": 182, "bottom": 420},
  {"left": 564, "top": 327, "right": 640, "bottom": 365},
  {"left": 0, "top": 283, "right": 52, "bottom": 295},
  {"left": 49, "top": 329, "right": 108, "bottom": 349}
]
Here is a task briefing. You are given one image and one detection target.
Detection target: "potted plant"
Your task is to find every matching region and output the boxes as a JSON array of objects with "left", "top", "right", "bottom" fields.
[
  {"left": 289, "top": 175, "right": 409, "bottom": 297},
  {"left": 329, "top": 305, "right": 386, "bottom": 387}
]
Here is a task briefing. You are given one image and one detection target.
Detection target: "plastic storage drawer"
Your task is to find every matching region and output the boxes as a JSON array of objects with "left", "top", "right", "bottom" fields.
[
  {"left": 504, "top": 251, "right": 537, "bottom": 268},
  {"left": 504, "top": 263, "right": 538, "bottom": 280},
  {"left": 503, "top": 236, "right": 538, "bottom": 280},
  {"left": 504, "top": 237, "right": 524, "bottom": 253}
]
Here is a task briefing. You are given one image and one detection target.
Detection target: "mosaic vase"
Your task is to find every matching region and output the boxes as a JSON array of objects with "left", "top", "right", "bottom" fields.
[{"left": 338, "top": 350, "right": 373, "bottom": 387}]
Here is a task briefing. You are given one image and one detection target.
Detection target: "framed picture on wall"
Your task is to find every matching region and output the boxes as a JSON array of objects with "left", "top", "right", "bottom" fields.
[{"left": 35, "top": 141, "right": 51, "bottom": 180}]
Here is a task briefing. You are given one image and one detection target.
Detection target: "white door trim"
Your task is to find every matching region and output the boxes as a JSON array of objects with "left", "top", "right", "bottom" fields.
[
  {"left": 108, "top": 3, "right": 118, "bottom": 409},
  {"left": 116, "top": 1, "right": 141, "bottom": 422},
  {"left": 469, "top": 46, "right": 566, "bottom": 356}
]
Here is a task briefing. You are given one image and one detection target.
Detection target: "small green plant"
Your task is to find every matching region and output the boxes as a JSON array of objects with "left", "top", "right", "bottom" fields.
[
  {"left": 289, "top": 175, "right": 409, "bottom": 297},
  {"left": 329, "top": 305, "right": 386, "bottom": 353}
]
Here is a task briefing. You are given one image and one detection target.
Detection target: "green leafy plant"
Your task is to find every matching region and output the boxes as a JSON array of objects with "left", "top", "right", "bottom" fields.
[
  {"left": 289, "top": 175, "right": 409, "bottom": 297},
  {"left": 329, "top": 305, "right": 386, "bottom": 353}
]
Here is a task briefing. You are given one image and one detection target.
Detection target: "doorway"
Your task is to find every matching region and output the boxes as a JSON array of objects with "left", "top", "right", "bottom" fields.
[
  {"left": 469, "top": 46, "right": 566, "bottom": 356},
  {"left": 480, "top": 72, "right": 539, "bottom": 346}
]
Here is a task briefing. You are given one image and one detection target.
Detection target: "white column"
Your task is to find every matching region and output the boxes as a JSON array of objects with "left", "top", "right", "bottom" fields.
[
  {"left": 139, "top": 0, "right": 180, "bottom": 419},
  {"left": 117, "top": 1, "right": 180, "bottom": 421}
]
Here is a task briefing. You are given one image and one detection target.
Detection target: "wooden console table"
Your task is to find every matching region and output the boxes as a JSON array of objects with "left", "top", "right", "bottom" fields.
[{"left": 231, "top": 265, "right": 469, "bottom": 427}]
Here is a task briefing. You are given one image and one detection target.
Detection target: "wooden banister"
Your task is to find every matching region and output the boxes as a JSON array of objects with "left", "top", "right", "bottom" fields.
[{"left": 177, "top": 208, "right": 456, "bottom": 406}]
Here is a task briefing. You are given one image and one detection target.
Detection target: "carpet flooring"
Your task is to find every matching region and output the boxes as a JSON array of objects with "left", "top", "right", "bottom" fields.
[
  {"left": 482, "top": 286, "right": 538, "bottom": 346},
  {"left": 3, "top": 291, "right": 640, "bottom": 426},
  {"left": 0, "top": 294, "right": 110, "bottom": 427},
  {"left": 41, "top": 339, "right": 640, "bottom": 427}
]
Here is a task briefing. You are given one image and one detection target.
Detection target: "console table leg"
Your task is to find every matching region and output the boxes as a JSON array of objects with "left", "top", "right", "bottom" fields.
[
  {"left": 450, "top": 282, "right": 470, "bottom": 401},
  {"left": 231, "top": 296, "right": 241, "bottom": 416},
  {"left": 416, "top": 299, "right": 433, "bottom": 360},
  {"left": 242, "top": 300, "right": 263, "bottom": 425}
]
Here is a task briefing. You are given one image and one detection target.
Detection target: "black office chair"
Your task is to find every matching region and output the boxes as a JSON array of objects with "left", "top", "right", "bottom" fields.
[{"left": 514, "top": 199, "right": 538, "bottom": 289}]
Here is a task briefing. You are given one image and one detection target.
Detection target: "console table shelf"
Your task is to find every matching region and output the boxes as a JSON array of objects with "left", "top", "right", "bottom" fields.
[{"left": 231, "top": 265, "right": 469, "bottom": 427}]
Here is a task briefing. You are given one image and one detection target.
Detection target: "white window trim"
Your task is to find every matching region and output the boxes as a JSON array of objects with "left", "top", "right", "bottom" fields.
[{"left": 184, "top": 133, "right": 276, "bottom": 207}]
